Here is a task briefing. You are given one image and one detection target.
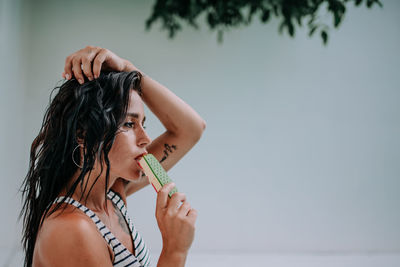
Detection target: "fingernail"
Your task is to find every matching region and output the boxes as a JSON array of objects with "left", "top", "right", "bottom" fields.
[
  {"left": 66, "top": 74, "right": 70, "bottom": 80},
  {"left": 88, "top": 77, "right": 93, "bottom": 81},
  {"left": 78, "top": 79, "right": 83, "bottom": 84}
]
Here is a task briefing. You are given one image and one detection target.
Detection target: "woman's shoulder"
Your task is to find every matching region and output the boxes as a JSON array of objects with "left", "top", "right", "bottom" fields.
[
  {"left": 42, "top": 203, "right": 95, "bottom": 229},
  {"left": 34, "top": 205, "right": 113, "bottom": 266}
]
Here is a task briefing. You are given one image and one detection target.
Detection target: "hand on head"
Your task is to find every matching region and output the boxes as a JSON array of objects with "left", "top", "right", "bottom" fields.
[{"left": 62, "top": 46, "right": 134, "bottom": 84}]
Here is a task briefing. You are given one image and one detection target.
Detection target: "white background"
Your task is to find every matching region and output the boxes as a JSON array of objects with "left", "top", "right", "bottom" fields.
[{"left": 1, "top": 0, "right": 399, "bottom": 266}]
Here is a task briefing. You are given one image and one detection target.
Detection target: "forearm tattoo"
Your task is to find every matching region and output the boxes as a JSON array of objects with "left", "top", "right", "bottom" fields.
[{"left": 160, "top": 143, "right": 177, "bottom": 163}]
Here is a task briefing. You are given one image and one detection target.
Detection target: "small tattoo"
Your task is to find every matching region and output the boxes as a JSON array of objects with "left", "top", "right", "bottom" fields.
[
  {"left": 112, "top": 202, "right": 131, "bottom": 235},
  {"left": 160, "top": 144, "right": 177, "bottom": 163}
]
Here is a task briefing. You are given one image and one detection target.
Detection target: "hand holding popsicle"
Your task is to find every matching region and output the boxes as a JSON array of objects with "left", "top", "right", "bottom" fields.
[
  {"left": 156, "top": 183, "right": 198, "bottom": 257},
  {"left": 138, "top": 154, "right": 197, "bottom": 259}
]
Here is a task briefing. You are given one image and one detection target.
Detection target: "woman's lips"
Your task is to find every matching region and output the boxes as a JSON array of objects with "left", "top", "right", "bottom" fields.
[
  {"left": 135, "top": 160, "right": 142, "bottom": 170},
  {"left": 134, "top": 153, "right": 147, "bottom": 161},
  {"left": 135, "top": 154, "right": 146, "bottom": 169}
]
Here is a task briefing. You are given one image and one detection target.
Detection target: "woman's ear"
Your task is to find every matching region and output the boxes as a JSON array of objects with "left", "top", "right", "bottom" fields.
[{"left": 76, "top": 129, "right": 86, "bottom": 145}]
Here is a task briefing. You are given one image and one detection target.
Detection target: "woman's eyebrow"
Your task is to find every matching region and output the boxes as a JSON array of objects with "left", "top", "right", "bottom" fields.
[
  {"left": 127, "top": 112, "right": 139, "bottom": 118},
  {"left": 127, "top": 112, "right": 146, "bottom": 123}
]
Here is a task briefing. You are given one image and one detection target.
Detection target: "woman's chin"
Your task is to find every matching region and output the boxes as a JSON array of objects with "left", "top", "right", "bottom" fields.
[{"left": 121, "top": 170, "right": 144, "bottom": 182}]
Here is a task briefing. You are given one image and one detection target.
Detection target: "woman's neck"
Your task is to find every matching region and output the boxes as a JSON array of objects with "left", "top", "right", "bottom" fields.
[{"left": 62, "top": 168, "right": 117, "bottom": 215}]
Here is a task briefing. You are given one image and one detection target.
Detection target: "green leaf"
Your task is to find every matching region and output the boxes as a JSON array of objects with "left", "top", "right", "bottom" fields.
[
  {"left": 207, "top": 12, "right": 217, "bottom": 29},
  {"left": 334, "top": 12, "right": 341, "bottom": 27},
  {"left": 375, "top": 0, "right": 384, "bottom": 8},
  {"left": 287, "top": 21, "right": 295, "bottom": 36},
  {"left": 273, "top": 5, "right": 279, "bottom": 16},
  {"left": 296, "top": 15, "right": 302, "bottom": 26},
  {"left": 261, "top": 10, "right": 270, "bottom": 23},
  {"left": 321, "top": 30, "right": 328, "bottom": 45},
  {"left": 309, "top": 25, "right": 318, "bottom": 37},
  {"left": 144, "top": 0, "right": 382, "bottom": 46}
]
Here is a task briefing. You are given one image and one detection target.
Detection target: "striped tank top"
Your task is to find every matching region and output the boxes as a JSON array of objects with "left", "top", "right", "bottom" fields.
[{"left": 53, "top": 190, "right": 152, "bottom": 267}]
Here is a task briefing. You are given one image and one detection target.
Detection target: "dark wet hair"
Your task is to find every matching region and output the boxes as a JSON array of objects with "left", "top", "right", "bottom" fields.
[{"left": 19, "top": 71, "right": 142, "bottom": 267}]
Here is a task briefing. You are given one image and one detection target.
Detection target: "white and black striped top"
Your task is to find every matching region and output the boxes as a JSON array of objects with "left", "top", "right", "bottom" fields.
[{"left": 53, "top": 190, "right": 152, "bottom": 267}]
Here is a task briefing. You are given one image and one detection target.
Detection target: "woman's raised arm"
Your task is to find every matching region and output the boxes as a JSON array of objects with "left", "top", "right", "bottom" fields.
[
  {"left": 122, "top": 61, "right": 206, "bottom": 196},
  {"left": 62, "top": 46, "right": 206, "bottom": 196}
]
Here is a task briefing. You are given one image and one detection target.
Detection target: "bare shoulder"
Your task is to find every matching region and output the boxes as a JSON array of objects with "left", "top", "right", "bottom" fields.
[{"left": 34, "top": 206, "right": 113, "bottom": 267}]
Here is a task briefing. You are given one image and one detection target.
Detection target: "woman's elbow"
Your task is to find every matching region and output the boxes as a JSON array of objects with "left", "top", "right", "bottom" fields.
[
  {"left": 190, "top": 119, "right": 206, "bottom": 142},
  {"left": 200, "top": 119, "right": 207, "bottom": 131}
]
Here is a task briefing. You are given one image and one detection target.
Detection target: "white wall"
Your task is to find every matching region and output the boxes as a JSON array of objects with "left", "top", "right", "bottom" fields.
[
  {"left": 0, "top": 0, "right": 28, "bottom": 263},
  {"left": 1, "top": 0, "right": 399, "bottom": 265}
]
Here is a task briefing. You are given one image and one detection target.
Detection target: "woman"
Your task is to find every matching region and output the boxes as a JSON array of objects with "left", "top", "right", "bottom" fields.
[{"left": 20, "top": 46, "right": 206, "bottom": 267}]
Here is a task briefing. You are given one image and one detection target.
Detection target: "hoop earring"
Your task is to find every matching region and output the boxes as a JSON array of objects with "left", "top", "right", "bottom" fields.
[{"left": 72, "top": 144, "right": 83, "bottom": 169}]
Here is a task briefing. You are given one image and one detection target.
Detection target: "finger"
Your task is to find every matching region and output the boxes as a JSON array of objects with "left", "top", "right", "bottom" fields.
[
  {"left": 156, "top": 183, "right": 176, "bottom": 211},
  {"left": 92, "top": 49, "right": 108, "bottom": 79},
  {"left": 81, "top": 51, "right": 97, "bottom": 81},
  {"left": 72, "top": 57, "right": 84, "bottom": 84},
  {"left": 186, "top": 208, "right": 198, "bottom": 223},
  {"left": 168, "top": 192, "right": 187, "bottom": 211},
  {"left": 64, "top": 55, "right": 73, "bottom": 80},
  {"left": 178, "top": 201, "right": 192, "bottom": 217}
]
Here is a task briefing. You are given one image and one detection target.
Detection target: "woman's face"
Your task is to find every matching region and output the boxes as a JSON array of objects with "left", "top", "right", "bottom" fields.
[{"left": 106, "top": 90, "right": 151, "bottom": 181}]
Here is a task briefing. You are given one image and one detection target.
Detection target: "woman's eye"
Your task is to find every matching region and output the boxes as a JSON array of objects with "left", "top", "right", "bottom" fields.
[
  {"left": 124, "top": 122, "right": 135, "bottom": 128},
  {"left": 123, "top": 122, "right": 146, "bottom": 130}
]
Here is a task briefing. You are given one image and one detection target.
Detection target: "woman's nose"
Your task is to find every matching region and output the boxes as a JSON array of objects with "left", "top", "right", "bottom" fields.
[{"left": 138, "top": 127, "right": 152, "bottom": 147}]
